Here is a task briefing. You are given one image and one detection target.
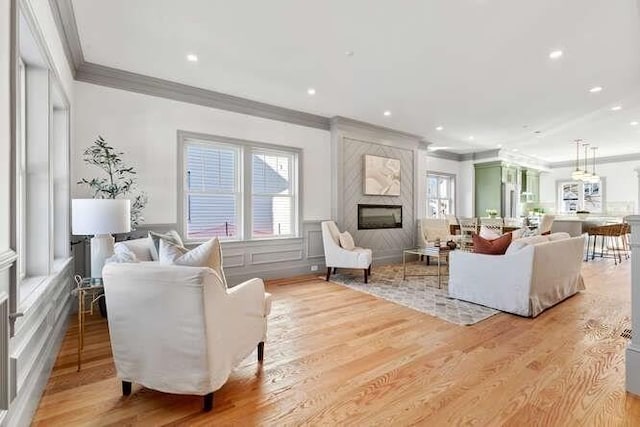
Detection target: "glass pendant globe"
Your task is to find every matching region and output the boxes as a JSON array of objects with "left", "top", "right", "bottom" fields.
[{"left": 571, "top": 170, "right": 584, "bottom": 180}]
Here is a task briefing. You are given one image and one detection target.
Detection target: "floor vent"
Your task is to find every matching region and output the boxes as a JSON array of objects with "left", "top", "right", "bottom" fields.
[{"left": 621, "top": 328, "right": 633, "bottom": 340}]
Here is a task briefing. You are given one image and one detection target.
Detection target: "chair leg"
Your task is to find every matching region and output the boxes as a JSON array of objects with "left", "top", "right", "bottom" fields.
[
  {"left": 122, "top": 381, "right": 132, "bottom": 396},
  {"left": 257, "top": 341, "right": 264, "bottom": 362},
  {"left": 364, "top": 268, "right": 368, "bottom": 284},
  {"left": 368, "top": 264, "right": 372, "bottom": 275},
  {"left": 203, "top": 393, "right": 214, "bottom": 412},
  {"left": 326, "top": 267, "right": 331, "bottom": 281},
  {"left": 592, "top": 235, "right": 597, "bottom": 260},
  {"left": 333, "top": 267, "right": 337, "bottom": 274}
]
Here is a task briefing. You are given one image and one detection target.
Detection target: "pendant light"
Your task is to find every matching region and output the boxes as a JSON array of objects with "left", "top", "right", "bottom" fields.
[
  {"left": 571, "top": 139, "right": 584, "bottom": 180},
  {"left": 581, "top": 142, "right": 592, "bottom": 181},
  {"left": 588, "top": 146, "right": 600, "bottom": 183}
]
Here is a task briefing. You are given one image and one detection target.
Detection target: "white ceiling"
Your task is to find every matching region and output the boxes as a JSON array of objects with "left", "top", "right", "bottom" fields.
[{"left": 71, "top": 0, "right": 640, "bottom": 161}]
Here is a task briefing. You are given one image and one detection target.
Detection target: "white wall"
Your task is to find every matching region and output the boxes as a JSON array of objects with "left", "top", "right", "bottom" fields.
[
  {"left": 73, "top": 82, "right": 332, "bottom": 224},
  {"left": 540, "top": 160, "right": 640, "bottom": 214}
]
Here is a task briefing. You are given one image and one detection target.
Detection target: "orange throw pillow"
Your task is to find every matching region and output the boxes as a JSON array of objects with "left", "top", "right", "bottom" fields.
[{"left": 472, "top": 232, "right": 512, "bottom": 255}]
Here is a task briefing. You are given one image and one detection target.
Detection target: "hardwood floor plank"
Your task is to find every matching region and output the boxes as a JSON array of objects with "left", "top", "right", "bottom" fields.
[{"left": 32, "top": 259, "right": 640, "bottom": 425}]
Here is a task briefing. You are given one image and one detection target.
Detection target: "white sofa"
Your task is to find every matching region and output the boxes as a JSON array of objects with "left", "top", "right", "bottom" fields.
[{"left": 449, "top": 233, "right": 585, "bottom": 317}]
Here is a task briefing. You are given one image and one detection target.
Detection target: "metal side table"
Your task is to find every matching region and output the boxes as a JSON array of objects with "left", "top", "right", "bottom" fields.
[{"left": 74, "top": 275, "right": 104, "bottom": 371}]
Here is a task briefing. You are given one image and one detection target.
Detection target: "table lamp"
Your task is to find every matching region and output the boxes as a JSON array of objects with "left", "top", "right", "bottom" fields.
[{"left": 72, "top": 199, "right": 131, "bottom": 280}]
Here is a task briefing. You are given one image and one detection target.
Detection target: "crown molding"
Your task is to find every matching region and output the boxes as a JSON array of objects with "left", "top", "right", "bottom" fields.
[
  {"left": 549, "top": 152, "right": 640, "bottom": 168},
  {"left": 48, "top": 0, "right": 83, "bottom": 77},
  {"left": 426, "top": 149, "right": 461, "bottom": 161},
  {"left": 76, "top": 62, "right": 331, "bottom": 130}
]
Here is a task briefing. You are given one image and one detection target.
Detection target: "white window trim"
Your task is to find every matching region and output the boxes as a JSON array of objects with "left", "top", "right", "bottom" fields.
[
  {"left": 426, "top": 171, "right": 456, "bottom": 219},
  {"left": 177, "top": 130, "right": 302, "bottom": 244}
]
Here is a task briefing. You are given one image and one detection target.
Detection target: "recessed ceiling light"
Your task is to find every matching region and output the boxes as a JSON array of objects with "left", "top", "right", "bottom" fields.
[
  {"left": 631, "top": 121, "right": 639, "bottom": 126},
  {"left": 611, "top": 105, "right": 622, "bottom": 111},
  {"left": 307, "top": 88, "right": 316, "bottom": 95},
  {"left": 513, "top": 149, "right": 519, "bottom": 152},
  {"left": 589, "top": 86, "right": 603, "bottom": 93},
  {"left": 435, "top": 126, "right": 444, "bottom": 131},
  {"left": 345, "top": 50, "right": 355, "bottom": 57},
  {"left": 383, "top": 110, "right": 391, "bottom": 116},
  {"left": 428, "top": 146, "right": 451, "bottom": 151},
  {"left": 468, "top": 136, "right": 475, "bottom": 141},
  {"left": 549, "top": 50, "right": 563, "bottom": 59},
  {"left": 497, "top": 144, "right": 503, "bottom": 148},
  {"left": 186, "top": 53, "right": 198, "bottom": 62}
]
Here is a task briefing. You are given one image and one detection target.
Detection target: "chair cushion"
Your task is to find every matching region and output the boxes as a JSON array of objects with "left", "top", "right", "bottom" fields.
[
  {"left": 264, "top": 292, "right": 272, "bottom": 316},
  {"left": 339, "top": 231, "right": 356, "bottom": 251},
  {"left": 159, "top": 237, "right": 227, "bottom": 287},
  {"left": 548, "top": 232, "right": 571, "bottom": 241},
  {"left": 473, "top": 232, "right": 512, "bottom": 255},
  {"left": 149, "top": 230, "right": 184, "bottom": 261}
]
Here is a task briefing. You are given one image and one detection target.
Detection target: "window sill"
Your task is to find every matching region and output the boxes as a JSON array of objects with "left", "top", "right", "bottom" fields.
[{"left": 19, "top": 257, "right": 73, "bottom": 310}]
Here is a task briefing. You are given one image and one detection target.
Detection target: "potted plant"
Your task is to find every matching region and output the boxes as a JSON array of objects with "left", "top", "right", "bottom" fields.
[{"left": 485, "top": 208, "right": 498, "bottom": 218}]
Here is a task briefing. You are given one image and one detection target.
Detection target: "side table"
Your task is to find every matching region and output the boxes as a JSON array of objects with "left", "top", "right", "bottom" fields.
[
  {"left": 74, "top": 275, "right": 104, "bottom": 371},
  {"left": 402, "top": 246, "right": 451, "bottom": 288}
]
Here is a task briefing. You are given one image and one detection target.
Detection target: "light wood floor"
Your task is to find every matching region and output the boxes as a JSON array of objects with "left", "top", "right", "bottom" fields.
[{"left": 33, "top": 259, "right": 640, "bottom": 426}]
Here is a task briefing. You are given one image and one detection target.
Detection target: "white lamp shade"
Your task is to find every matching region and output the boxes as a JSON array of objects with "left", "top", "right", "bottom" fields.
[{"left": 72, "top": 199, "right": 131, "bottom": 235}]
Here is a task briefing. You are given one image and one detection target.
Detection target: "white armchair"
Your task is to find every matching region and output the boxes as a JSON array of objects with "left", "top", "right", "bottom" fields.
[
  {"left": 418, "top": 218, "right": 452, "bottom": 247},
  {"left": 102, "top": 262, "right": 271, "bottom": 411},
  {"left": 321, "top": 221, "right": 373, "bottom": 283}
]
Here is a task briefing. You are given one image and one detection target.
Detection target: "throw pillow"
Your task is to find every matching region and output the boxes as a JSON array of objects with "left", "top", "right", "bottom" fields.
[
  {"left": 106, "top": 244, "right": 139, "bottom": 264},
  {"left": 479, "top": 225, "right": 502, "bottom": 241},
  {"left": 158, "top": 238, "right": 189, "bottom": 264},
  {"left": 339, "top": 231, "right": 356, "bottom": 251},
  {"left": 511, "top": 227, "right": 527, "bottom": 240},
  {"left": 148, "top": 230, "right": 184, "bottom": 261},
  {"left": 162, "top": 237, "right": 227, "bottom": 287},
  {"left": 473, "top": 232, "right": 512, "bottom": 255},
  {"left": 504, "top": 235, "right": 549, "bottom": 255},
  {"left": 115, "top": 238, "right": 153, "bottom": 262}
]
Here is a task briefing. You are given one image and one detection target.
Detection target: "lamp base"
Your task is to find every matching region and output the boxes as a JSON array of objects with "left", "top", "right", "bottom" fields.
[{"left": 91, "top": 234, "right": 115, "bottom": 279}]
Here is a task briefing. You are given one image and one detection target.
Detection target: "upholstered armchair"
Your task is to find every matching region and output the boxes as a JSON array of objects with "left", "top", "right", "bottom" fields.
[
  {"left": 102, "top": 263, "right": 271, "bottom": 411},
  {"left": 321, "top": 221, "right": 373, "bottom": 283},
  {"left": 539, "top": 214, "right": 555, "bottom": 234},
  {"left": 418, "top": 218, "right": 451, "bottom": 247}
]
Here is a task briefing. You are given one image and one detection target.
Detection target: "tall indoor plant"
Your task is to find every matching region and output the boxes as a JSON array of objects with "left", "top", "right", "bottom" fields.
[{"left": 77, "top": 135, "right": 148, "bottom": 228}]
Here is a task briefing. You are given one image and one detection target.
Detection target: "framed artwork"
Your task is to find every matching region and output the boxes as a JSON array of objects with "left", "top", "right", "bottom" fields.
[
  {"left": 363, "top": 154, "right": 401, "bottom": 196},
  {"left": 557, "top": 179, "right": 605, "bottom": 213}
]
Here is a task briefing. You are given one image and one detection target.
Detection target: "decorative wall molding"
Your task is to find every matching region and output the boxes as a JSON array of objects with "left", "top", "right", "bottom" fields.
[
  {"left": 0, "top": 250, "right": 17, "bottom": 272},
  {"left": 626, "top": 215, "right": 640, "bottom": 396},
  {"left": 330, "top": 116, "right": 424, "bottom": 144},
  {"left": 460, "top": 149, "right": 501, "bottom": 161},
  {"left": 550, "top": 152, "right": 640, "bottom": 169}
]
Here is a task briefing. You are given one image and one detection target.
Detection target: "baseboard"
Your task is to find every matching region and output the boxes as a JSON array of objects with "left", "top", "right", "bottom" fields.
[{"left": 3, "top": 296, "right": 71, "bottom": 427}]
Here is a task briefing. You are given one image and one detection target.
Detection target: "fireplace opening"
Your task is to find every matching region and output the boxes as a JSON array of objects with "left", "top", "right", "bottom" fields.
[{"left": 358, "top": 204, "right": 402, "bottom": 230}]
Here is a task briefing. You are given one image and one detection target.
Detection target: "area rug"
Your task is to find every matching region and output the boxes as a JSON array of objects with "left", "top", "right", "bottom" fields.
[{"left": 326, "top": 262, "right": 499, "bottom": 326}]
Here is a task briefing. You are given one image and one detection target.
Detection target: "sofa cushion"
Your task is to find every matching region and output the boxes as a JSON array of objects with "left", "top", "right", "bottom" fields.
[
  {"left": 505, "top": 235, "right": 549, "bottom": 255},
  {"left": 548, "top": 232, "right": 571, "bottom": 241},
  {"left": 115, "top": 237, "right": 153, "bottom": 262},
  {"left": 149, "top": 231, "right": 184, "bottom": 261},
  {"left": 339, "top": 231, "right": 356, "bottom": 251},
  {"left": 473, "top": 232, "right": 512, "bottom": 255}
]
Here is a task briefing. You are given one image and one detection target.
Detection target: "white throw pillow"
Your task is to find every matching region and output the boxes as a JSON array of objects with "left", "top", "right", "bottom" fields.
[
  {"left": 511, "top": 227, "right": 528, "bottom": 240},
  {"left": 479, "top": 225, "right": 502, "bottom": 241},
  {"left": 160, "top": 237, "right": 227, "bottom": 287},
  {"left": 115, "top": 238, "right": 153, "bottom": 262},
  {"left": 339, "top": 231, "right": 356, "bottom": 250},
  {"left": 106, "top": 244, "right": 139, "bottom": 264},
  {"left": 149, "top": 230, "right": 184, "bottom": 261}
]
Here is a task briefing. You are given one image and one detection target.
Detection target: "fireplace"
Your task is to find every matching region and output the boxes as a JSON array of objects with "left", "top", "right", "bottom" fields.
[{"left": 357, "top": 204, "right": 402, "bottom": 230}]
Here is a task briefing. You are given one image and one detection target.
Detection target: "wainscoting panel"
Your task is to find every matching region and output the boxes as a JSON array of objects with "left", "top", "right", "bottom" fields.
[{"left": 306, "top": 228, "right": 324, "bottom": 259}]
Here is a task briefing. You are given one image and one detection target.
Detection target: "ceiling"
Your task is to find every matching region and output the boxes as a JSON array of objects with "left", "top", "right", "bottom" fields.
[{"left": 71, "top": 0, "right": 640, "bottom": 162}]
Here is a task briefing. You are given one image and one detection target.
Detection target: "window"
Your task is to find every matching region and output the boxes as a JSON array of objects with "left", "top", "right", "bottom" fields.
[
  {"left": 16, "top": 59, "right": 26, "bottom": 281},
  {"left": 426, "top": 173, "right": 455, "bottom": 218},
  {"left": 181, "top": 134, "right": 300, "bottom": 242}
]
